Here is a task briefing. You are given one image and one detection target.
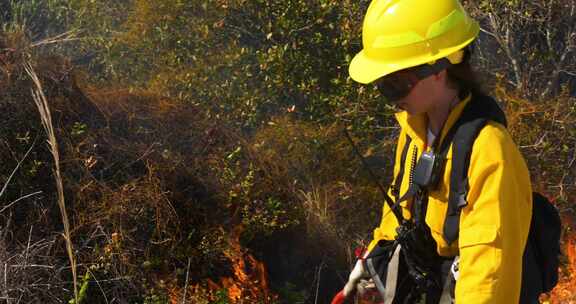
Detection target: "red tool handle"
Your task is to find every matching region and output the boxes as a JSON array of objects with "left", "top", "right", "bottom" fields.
[{"left": 331, "top": 290, "right": 346, "bottom": 304}]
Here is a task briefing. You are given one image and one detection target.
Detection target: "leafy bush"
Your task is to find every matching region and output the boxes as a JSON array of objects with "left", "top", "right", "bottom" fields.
[{"left": 0, "top": 0, "right": 574, "bottom": 303}]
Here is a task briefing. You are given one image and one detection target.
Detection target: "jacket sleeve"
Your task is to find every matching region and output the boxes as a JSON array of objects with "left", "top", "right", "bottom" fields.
[
  {"left": 367, "top": 131, "right": 407, "bottom": 252},
  {"left": 455, "top": 123, "right": 532, "bottom": 303}
]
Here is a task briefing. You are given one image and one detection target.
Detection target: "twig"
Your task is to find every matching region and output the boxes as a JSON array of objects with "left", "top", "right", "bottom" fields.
[
  {"left": 559, "top": 69, "right": 576, "bottom": 77},
  {"left": 288, "top": 23, "right": 315, "bottom": 36},
  {"left": 0, "top": 191, "right": 42, "bottom": 214},
  {"left": 25, "top": 226, "right": 33, "bottom": 266},
  {"left": 314, "top": 259, "right": 325, "bottom": 304},
  {"left": 181, "top": 258, "right": 191, "bottom": 304},
  {"left": 57, "top": 276, "right": 132, "bottom": 284},
  {"left": 3, "top": 263, "right": 7, "bottom": 304},
  {"left": 30, "top": 31, "right": 82, "bottom": 48},
  {"left": 8, "top": 264, "right": 55, "bottom": 269},
  {"left": 479, "top": 26, "right": 499, "bottom": 40},
  {"left": 567, "top": 143, "right": 576, "bottom": 169},
  {"left": 128, "top": 142, "right": 160, "bottom": 165},
  {"left": 86, "top": 268, "right": 109, "bottom": 304},
  {"left": 0, "top": 139, "right": 37, "bottom": 199}
]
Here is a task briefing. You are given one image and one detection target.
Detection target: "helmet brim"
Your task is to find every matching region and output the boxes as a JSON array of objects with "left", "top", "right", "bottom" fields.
[
  {"left": 349, "top": 24, "right": 479, "bottom": 84},
  {"left": 349, "top": 50, "right": 404, "bottom": 84}
]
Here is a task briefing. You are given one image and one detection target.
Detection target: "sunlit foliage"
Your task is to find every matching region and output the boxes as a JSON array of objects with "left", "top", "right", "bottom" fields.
[{"left": 0, "top": 0, "right": 574, "bottom": 303}]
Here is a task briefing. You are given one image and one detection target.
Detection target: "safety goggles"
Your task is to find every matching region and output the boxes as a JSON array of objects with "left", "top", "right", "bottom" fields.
[{"left": 375, "top": 58, "right": 452, "bottom": 102}]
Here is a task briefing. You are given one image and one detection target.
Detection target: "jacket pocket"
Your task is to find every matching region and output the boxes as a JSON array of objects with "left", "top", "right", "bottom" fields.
[
  {"left": 458, "top": 226, "right": 501, "bottom": 289},
  {"left": 459, "top": 226, "right": 498, "bottom": 248}
]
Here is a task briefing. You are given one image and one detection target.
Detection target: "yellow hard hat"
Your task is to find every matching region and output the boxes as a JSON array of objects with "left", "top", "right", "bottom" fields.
[{"left": 349, "top": 0, "right": 480, "bottom": 84}]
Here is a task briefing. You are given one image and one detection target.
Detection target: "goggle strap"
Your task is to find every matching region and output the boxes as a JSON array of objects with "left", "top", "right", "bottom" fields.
[{"left": 414, "top": 58, "right": 452, "bottom": 79}]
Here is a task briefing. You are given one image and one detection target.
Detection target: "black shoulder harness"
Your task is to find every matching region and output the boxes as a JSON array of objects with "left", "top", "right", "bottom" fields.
[
  {"left": 394, "top": 93, "right": 507, "bottom": 244},
  {"left": 439, "top": 94, "right": 506, "bottom": 244}
]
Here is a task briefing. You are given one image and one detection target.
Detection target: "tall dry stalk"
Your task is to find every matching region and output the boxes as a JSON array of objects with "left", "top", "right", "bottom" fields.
[{"left": 23, "top": 60, "right": 78, "bottom": 303}]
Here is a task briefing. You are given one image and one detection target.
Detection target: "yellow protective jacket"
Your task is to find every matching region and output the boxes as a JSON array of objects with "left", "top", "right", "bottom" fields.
[{"left": 368, "top": 94, "right": 532, "bottom": 303}]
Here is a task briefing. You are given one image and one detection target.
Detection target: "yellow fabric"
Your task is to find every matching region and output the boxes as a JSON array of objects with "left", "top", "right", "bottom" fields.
[
  {"left": 349, "top": 0, "right": 479, "bottom": 84},
  {"left": 367, "top": 94, "right": 533, "bottom": 303}
]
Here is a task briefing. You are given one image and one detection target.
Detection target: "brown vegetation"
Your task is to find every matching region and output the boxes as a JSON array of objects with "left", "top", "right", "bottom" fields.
[
  {"left": 0, "top": 32, "right": 388, "bottom": 303},
  {"left": 0, "top": 1, "right": 574, "bottom": 303}
]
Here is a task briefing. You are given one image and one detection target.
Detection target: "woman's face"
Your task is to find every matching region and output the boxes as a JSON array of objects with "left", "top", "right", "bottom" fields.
[{"left": 395, "top": 70, "right": 448, "bottom": 115}]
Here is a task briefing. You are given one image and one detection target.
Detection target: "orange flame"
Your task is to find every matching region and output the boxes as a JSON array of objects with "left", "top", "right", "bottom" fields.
[
  {"left": 218, "top": 225, "right": 273, "bottom": 303},
  {"left": 174, "top": 225, "right": 276, "bottom": 303},
  {"left": 543, "top": 213, "right": 576, "bottom": 304}
]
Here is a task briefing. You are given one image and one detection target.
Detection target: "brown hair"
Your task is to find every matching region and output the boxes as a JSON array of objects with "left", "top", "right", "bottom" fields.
[{"left": 446, "top": 47, "right": 485, "bottom": 96}]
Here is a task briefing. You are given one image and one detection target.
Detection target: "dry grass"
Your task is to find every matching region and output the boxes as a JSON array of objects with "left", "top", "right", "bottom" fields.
[
  {"left": 0, "top": 23, "right": 573, "bottom": 304},
  {"left": 24, "top": 60, "right": 78, "bottom": 303},
  {"left": 0, "top": 217, "right": 69, "bottom": 303}
]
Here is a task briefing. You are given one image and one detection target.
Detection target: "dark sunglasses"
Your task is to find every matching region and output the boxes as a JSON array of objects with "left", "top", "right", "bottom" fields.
[{"left": 375, "top": 58, "right": 452, "bottom": 102}]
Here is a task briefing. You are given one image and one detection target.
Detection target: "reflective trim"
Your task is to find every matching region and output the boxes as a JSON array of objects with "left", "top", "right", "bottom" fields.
[
  {"left": 366, "top": 256, "right": 388, "bottom": 300},
  {"left": 370, "top": 10, "right": 466, "bottom": 49},
  {"left": 426, "top": 10, "right": 465, "bottom": 39},
  {"left": 384, "top": 245, "right": 402, "bottom": 304},
  {"left": 372, "top": 32, "right": 424, "bottom": 49},
  {"left": 439, "top": 273, "right": 454, "bottom": 304},
  {"left": 439, "top": 256, "right": 459, "bottom": 304}
]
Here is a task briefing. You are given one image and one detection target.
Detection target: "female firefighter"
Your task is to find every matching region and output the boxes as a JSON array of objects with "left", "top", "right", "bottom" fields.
[{"left": 339, "top": 0, "right": 537, "bottom": 303}]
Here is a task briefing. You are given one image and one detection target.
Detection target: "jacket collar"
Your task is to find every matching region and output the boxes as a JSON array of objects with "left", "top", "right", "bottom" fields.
[{"left": 394, "top": 93, "right": 473, "bottom": 149}]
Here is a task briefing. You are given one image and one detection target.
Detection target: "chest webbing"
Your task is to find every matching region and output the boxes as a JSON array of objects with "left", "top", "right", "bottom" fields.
[{"left": 392, "top": 94, "right": 507, "bottom": 244}]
